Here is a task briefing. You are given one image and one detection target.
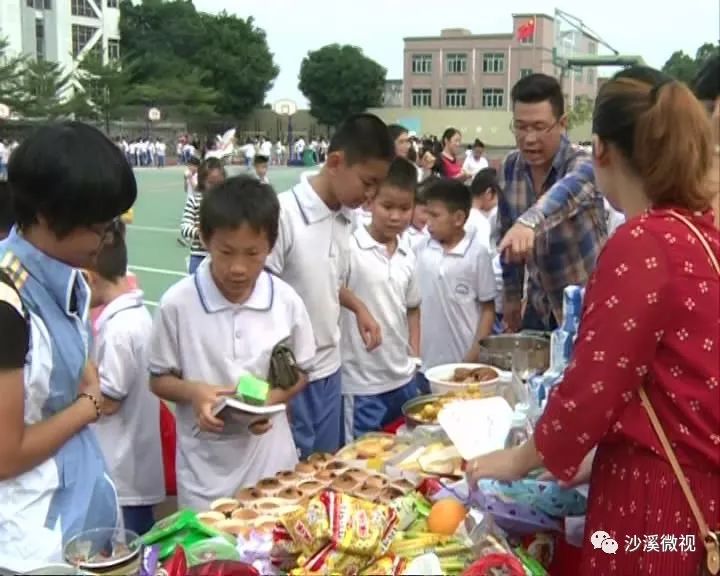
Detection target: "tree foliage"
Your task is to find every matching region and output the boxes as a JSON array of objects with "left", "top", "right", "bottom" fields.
[
  {"left": 662, "top": 42, "right": 719, "bottom": 85},
  {"left": 118, "top": 0, "right": 277, "bottom": 118},
  {"left": 567, "top": 95, "right": 594, "bottom": 129},
  {"left": 298, "top": 44, "right": 386, "bottom": 127},
  {"left": 0, "top": 38, "right": 26, "bottom": 114},
  {"left": 15, "top": 59, "right": 72, "bottom": 119}
]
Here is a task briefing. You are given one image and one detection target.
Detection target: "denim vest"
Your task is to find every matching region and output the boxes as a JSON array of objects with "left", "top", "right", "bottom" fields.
[{"left": 0, "top": 228, "right": 118, "bottom": 571}]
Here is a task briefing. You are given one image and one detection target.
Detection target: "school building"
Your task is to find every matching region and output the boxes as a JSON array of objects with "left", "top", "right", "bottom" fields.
[
  {"left": 400, "top": 13, "right": 599, "bottom": 112},
  {"left": 0, "top": 0, "right": 120, "bottom": 74}
]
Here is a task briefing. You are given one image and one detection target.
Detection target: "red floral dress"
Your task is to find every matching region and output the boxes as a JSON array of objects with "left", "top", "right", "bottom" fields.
[{"left": 534, "top": 208, "right": 720, "bottom": 576}]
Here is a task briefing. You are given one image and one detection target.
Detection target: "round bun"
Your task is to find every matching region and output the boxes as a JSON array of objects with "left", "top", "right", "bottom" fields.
[
  {"left": 379, "top": 486, "right": 405, "bottom": 501},
  {"left": 356, "top": 486, "right": 380, "bottom": 501},
  {"left": 210, "top": 497, "right": 239, "bottom": 515},
  {"left": 276, "top": 470, "right": 299, "bottom": 484},
  {"left": 307, "top": 452, "right": 334, "bottom": 465},
  {"left": 343, "top": 468, "right": 368, "bottom": 483},
  {"left": 331, "top": 477, "right": 359, "bottom": 493},
  {"left": 278, "top": 487, "right": 304, "bottom": 502},
  {"left": 215, "top": 519, "right": 250, "bottom": 537},
  {"left": 315, "top": 469, "right": 338, "bottom": 482},
  {"left": 356, "top": 441, "right": 384, "bottom": 459},
  {"left": 235, "top": 487, "right": 264, "bottom": 503},
  {"left": 324, "top": 460, "right": 348, "bottom": 472},
  {"left": 295, "top": 462, "right": 317, "bottom": 476},
  {"left": 257, "top": 477, "right": 283, "bottom": 493},
  {"left": 231, "top": 508, "right": 259, "bottom": 521},
  {"left": 391, "top": 478, "right": 416, "bottom": 493},
  {"left": 196, "top": 511, "right": 226, "bottom": 526},
  {"left": 298, "top": 481, "right": 324, "bottom": 497},
  {"left": 254, "top": 499, "right": 280, "bottom": 513},
  {"left": 362, "top": 475, "right": 388, "bottom": 490}
]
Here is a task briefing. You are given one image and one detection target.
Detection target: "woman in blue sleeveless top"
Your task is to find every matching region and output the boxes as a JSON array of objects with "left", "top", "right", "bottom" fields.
[{"left": 0, "top": 122, "right": 137, "bottom": 571}]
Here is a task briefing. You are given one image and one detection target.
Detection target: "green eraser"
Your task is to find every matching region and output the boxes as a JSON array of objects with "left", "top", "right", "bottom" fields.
[{"left": 236, "top": 374, "right": 269, "bottom": 405}]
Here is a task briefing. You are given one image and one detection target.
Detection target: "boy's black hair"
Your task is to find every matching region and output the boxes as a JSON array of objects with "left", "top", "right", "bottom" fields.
[
  {"left": 0, "top": 181, "right": 13, "bottom": 237},
  {"left": 381, "top": 157, "right": 417, "bottom": 195},
  {"left": 95, "top": 220, "right": 127, "bottom": 282},
  {"left": 511, "top": 73, "right": 565, "bottom": 118},
  {"left": 612, "top": 65, "right": 672, "bottom": 86},
  {"left": 8, "top": 121, "right": 136, "bottom": 238},
  {"left": 424, "top": 178, "right": 471, "bottom": 216},
  {"left": 388, "top": 123, "right": 408, "bottom": 143},
  {"left": 197, "top": 157, "right": 226, "bottom": 192},
  {"left": 693, "top": 54, "right": 720, "bottom": 101},
  {"left": 328, "top": 113, "right": 394, "bottom": 165},
  {"left": 187, "top": 156, "right": 201, "bottom": 167},
  {"left": 472, "top": 139, "right": 485, "bottom": 148},
  {"left": 470, "top": 167, "right": 501, "bottom": 198},
  {"left": 416, "top": 175, "right": 438, "bottom": 205},
  {"left": 254, "top": 154, "right": 269, "bottom": 165},
  {"left": 199, "top": 176, "right": 279, "bottom": 248}
]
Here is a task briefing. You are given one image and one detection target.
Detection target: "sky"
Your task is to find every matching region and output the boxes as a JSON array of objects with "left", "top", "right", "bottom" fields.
[{"left": 194, "top": 0, "right": 719, "bottom": 106}]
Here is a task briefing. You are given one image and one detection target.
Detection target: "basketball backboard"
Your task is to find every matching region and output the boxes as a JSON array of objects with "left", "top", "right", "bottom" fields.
[
  {"left": 272, "top": 99, "right": 298, "bottom": 116},
  {"left": 554, "top": 9, "right": 581, "bottom": 67}
]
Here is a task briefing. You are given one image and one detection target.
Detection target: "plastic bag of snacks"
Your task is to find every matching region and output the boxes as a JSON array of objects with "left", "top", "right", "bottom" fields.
[{"left": 187, "top": 561, "right": 260, "bottom": 576}]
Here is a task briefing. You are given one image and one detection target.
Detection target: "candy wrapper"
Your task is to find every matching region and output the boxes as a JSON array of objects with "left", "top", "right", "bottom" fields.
[
  {"left": 187, "top": 560, "right": 260, "bottom": 576},
  {"left": 292, "top": 543, "right": 367, "bottom": 576},
  {"left": 360, "top": 554, "right": 405, "bottom": 576},
  {"left": 163, "top": 546, "right": 188, "bottom": 576},
  {"left": 281, "top": 495, "right": 331, "bottom": 556},
  {"left": 236, "top": 529, "right": 276, "bottom": 575},
  {"left": 139, "top": 545, "right": 159, "bottom": 576}
]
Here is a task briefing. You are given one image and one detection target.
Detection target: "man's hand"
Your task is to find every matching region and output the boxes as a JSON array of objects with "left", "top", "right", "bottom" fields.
[
  {"left": 499, "top": 221, "right": 535, "bottom": 263},
  {"left": 503, "top": 298, "right": 522, "bottom": 333},
  {"left": 249, "top": 419, "right": 272, "bottom": 436},
  {"left": 267, "top": 388, "right": 291, "bottom": 406},
  {"left": 78, "top": 361, "right": 104, "bottom": 422},
  {"left": 191, "top": 383, "right": 236, "bottom": 434},
  {"left": 357, "top": 309, "right": 382, "bottom": 351}
]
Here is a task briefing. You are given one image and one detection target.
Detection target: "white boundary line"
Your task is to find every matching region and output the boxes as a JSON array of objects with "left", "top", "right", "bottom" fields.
[
  {"left": 144, "top": 300, "right": 159, "bottom": 308},
  {"left": 128, "top": 265, "right": 186, "bottom": 277}
]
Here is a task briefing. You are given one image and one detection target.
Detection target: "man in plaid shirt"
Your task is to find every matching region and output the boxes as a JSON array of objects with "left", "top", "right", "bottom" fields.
[{"left": 498, "top": 74, "right": 607, "bottom": 332}]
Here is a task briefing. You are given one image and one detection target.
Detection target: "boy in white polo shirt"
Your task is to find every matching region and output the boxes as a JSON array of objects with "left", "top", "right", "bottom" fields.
[
  {"left": 266, "top": 113, "right": 394, "bottom": 458},
  {"left": 416, "top": 179, "right": 496, "bottom": 377},
  {"left": 341, "top": 157, "right": 421, "bottom": 440},
  {"left": 87, "top": 221, "right": 165, "bottom": 535},
  {"left": 150, "top": 176, "right": 316, "bottom": 510}
]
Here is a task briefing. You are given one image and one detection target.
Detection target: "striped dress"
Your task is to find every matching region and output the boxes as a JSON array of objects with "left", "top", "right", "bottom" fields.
[{"left": 180, "top": 189, "right": 206, "bottom": 258}]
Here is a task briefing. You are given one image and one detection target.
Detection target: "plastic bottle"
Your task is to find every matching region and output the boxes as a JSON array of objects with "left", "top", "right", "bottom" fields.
[{"left": 505, "top": 403, "right": 533, "bottom": 449}]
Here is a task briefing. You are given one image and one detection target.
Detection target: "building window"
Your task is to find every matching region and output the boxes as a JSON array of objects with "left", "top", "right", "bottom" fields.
[
  {"left": 482, "top": 52, "right": 505, "bottom": 74},
  {"left": 71, "top": 0, "right": 97, "bottom": 17},
  {"left": 411, "top": 54, "right": 432, "bottom": 74},
  {"left": 574, "top": 67, "right": 583, "bottom": 81},
  {"left": 411, "top": 89, "right": 432, "bottom": 107},
  {"left": 587, "top": 67, "right": 596, "bottom": 85},
  {"left": 108, "top": 38, "right": 120, "bottom": 61},
  {"left": 44, "top": 0, "right": 51, "bottom": 8},
  {"left": 27, "top": 0, "right": 50, "bottom": 7},
  {"left": 35, "top": 18, "right": 45, "bottom": 60},
  {"left": 588, "top": 41, "right": 597, "bottom": 54},
  {"left": 72, "top": 24, "right": 97, "bottom": 56},
  {"left": 445, "top": 89, "right": 467, "bottom": 108},
  {"left": 482, "top": 88, "right": 504, "bottom": 109},
  {"left": 446, "top": 53, "right": 467, "bottom": 74},
  {"left": 107, "top": 0, "right": 118, "bottom": 6},
  {"left": 520, "top": 68, "right": 533, "bottom": 78}
]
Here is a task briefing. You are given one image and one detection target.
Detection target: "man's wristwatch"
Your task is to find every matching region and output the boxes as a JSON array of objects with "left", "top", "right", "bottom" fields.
[{"left": 517, "top": 216, "right": 538, "bottom": 231}]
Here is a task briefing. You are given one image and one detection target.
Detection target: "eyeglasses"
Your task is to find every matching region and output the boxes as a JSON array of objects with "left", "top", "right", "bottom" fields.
[
  {"left": 509, "top": 119, "right": 560, "bottom": 137},
  {"left": 90, "top": 217, "right": 121, "bottom": 244}
]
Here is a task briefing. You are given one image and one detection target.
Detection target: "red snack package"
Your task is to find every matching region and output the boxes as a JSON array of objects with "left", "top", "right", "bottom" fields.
[
  {"left": 416, "top": 477, "right": 444, "bottom": 498},
  {"left": 188, "top": 561, "right": 260, "bottom": 576},
  {"left": 163, "top": 546, "right": 188, "bottom": 576}
]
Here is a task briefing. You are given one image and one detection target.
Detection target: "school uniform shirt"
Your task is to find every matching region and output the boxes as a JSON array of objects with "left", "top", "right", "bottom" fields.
[
  {"left": 266, "top": 172, "right": 353, "bottom": 381},
  {"left": 340, "top": 226, "right": 420, "bottom": 396},
  {"left": 91, "top": 290, "right": 165, "bottom": 507},
  {"left": 462, "top": 154, "right": 489, "bottom": 179},
  {"left": 465, "top": 208, "right": 493, "bottom": 249},
  {"left": 401, "top": 225, "right": 430, "bottom": 256},
  {"left": 352, "top": 207, "right": 372, "bottom": 230},
  {"left": 149, "top": 261, "right": 316, "bottom": 511},
  {"left": 180, "top": 189, "right": 206, "bottom": 258},
  {"left": 416, "top": 227, "right": 496, "bottom": 369}
]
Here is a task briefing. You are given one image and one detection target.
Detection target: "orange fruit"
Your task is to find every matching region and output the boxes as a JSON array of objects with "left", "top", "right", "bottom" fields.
[{"left": 427, "top": 498, "right": 467, "bottom": 535}]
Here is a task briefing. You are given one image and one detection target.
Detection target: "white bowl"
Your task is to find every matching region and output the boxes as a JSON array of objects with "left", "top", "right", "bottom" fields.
[{"left": 424, "top": 363, "right": 501, "bottom": 395}]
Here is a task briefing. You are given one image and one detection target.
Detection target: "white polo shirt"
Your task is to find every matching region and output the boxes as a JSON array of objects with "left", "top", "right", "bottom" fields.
[
  {"left": 401, "top": 225, "right": 430, "bottom": 256},
  {"left": 416, "top": 227, "right": 496, "bottom": 369},
  {"left": 91, "top": 290, "right": 165, "bottom": 507},
  {"left": 465, "top": 208, "right": 492, "bottom": 248},
  {"left": 340, "top": 226, "right": 420, "bottom": 396},
  {"left": 266, "top": 172, "right": 353, "bottom": 381},
  {"left": 149, "top": 261, "right": 316, "bottom": 510}
]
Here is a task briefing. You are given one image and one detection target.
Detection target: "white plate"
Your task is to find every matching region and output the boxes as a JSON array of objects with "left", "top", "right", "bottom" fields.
[{"left": 424, "top": 363, "right": 500, "bottom": 395}]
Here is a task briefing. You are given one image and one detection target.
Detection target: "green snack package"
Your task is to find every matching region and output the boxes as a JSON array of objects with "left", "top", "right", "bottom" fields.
[
  {"left": 141, "top": 510, "right": 232, "bottom": 559},
  {"left": 186, "top": 537, "right": 241, "bottom": 566},
  {"left": 236, "top": 374, "right": 269, "bottom": 406}
]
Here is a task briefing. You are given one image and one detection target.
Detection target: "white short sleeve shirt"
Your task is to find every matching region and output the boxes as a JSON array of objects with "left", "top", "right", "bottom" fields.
[
  {"left": 416, "top": 228, "right": 496, "bottom": 369},
  {"left": 266, "top": 172, "right": 353, "bottom": 381},
  {"left": 149, "top": 262, "right": 315, "bottom": 510},
  {"left": 91, "top": 290, "right": 165, "bottom": 507},
  {"left": 340, "top": 226, "right": 420, "bottom": 396}
]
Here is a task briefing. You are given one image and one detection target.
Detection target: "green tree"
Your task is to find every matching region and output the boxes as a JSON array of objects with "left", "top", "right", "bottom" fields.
[
  {"left": 662, "top": 43, "right": 719, "bottom": 84},
  {"left": 15, "top": 59, "right": 72, "bottom": 119},
  {"left": 67, "top": 53, "right": 131, "bottom": 132},
  {"left": 119, "top": 0, "right": 277, "bottom": 118},
  {"left": 299, "top": 44, "right": 386, "bottom": 128},
  {"left": 0, "top": 37, "right": 26, "bottom": 113},
  {"left": 567, "top": 95, "right": 594, "bottom": 129}
]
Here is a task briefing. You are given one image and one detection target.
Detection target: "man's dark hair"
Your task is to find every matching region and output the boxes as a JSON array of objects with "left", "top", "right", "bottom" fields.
[
  {"left": 472, "top": 139, "right": 485, "bottom": 148},
  {"left": 200, "top": 176, "right": 279, "bottom": 248},
  {"left": 424, "top": 178, "right": 471, "bottom": 216},
  {"left": 416, "top": 175, "right": 438, "bottom": 205},
  {"left": 388, "top": 123, "right": 408, "bottom": 144},
  {"left": 254, "top": 154, "right": 269, "bottom": 166},
  {"left": 693, "top": 54, "right": 720, "bottom": 101},
  {"left": 612, "top": 65, "right": 672, "bottom": 86},
  {"left": 0, "top": 181, "right": 13, "bottom": 238},
  {"left": 382, "top": 157, "right": 417, "bottom": 195},
  {"left": 8, "top": 121, "right": 136, "bottom": 238},
  {"left": 95, "top": 220, "right": 127, "bottom": 282},
  {"left": 328, "top": 113, "right": 394, "bottom": 164},
  {"left": 470, "top": 167, "right": 501, "bottom": 198},
  {"left": 197, "top": 157, "right": 226, "bottom": 192},
  {"left": 511, "top": 73, "right": 565, "bottom": 118}
]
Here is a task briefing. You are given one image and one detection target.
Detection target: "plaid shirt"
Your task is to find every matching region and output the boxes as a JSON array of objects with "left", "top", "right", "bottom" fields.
[{"left": 498, "top": 137, "right": 607, "bottom": 325}]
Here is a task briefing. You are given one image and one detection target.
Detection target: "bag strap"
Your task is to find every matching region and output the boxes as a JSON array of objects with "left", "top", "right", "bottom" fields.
[{"left": 639, "top": 209, "right": 719, "bottom": 571}]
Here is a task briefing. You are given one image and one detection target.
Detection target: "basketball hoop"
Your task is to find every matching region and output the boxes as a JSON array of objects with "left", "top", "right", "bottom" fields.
[
  {"left": 272, "top": 99, "right": 298, "bottom": 117},
  {"left": 148, "top": 107, "right": 161, "bottom": 122}
]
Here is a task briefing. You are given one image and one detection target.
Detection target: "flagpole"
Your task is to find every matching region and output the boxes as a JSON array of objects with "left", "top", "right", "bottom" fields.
[{"left": 506, "top": 43, "right": 512, "bottom": 111}]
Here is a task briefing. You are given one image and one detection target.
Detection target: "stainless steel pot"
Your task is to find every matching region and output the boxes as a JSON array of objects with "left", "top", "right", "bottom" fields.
[{"left": 478, "top": 333, "right": 550, "bottom": 372}]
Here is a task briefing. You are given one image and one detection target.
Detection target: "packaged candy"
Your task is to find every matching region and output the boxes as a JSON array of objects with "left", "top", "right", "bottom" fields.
[
  {"left": 293, "top": 543, "right": 367, "bottom": 576},
  {"left": 280, "top": 495, "right": 331, "bottom": 556},
  {"left": 142, "top": 509, "right": 232, "bottom": 560},
  {"left": 139, "top": 545, "right": 159, "bottom": 576},
  {"left": 186, "top": 537, "right": 241, "bottom": 567},
  {"left": 188, "top": 560, "right": 260, "bottom": 576},
  {"left": 163, "top": 546, "right": 188, "bottom": 576},
  {"left": 360, "top": 554, "right": 405, "bottom": 576}
]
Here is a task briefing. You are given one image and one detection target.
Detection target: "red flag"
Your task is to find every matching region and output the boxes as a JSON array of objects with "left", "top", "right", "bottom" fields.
[{"left": 517, "top": 19, "right": 535, "bottom": 41}]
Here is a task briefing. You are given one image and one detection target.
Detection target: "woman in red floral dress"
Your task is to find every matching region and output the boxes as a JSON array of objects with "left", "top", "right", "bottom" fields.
[{"left": 467, "top": 72, "right": 719, "bottom": 575}]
